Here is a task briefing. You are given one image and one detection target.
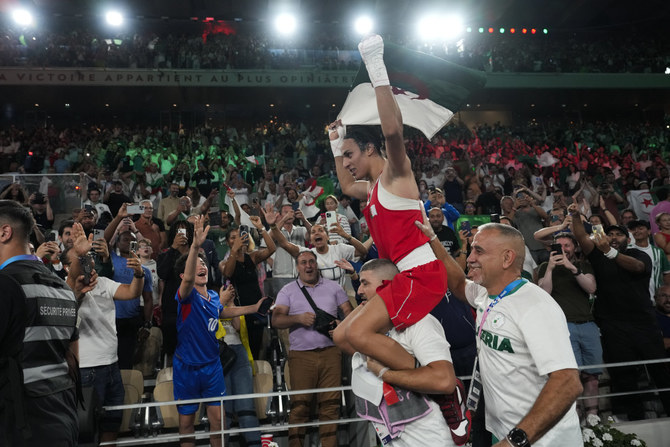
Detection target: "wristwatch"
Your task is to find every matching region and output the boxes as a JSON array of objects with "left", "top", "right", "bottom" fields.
[{"left": 507, "top": 428, "right": 530, "bottom": 447}]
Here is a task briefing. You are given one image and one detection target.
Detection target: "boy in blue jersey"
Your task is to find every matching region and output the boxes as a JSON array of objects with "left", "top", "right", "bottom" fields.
[{"left": 173, "top": 215, "right": 225, "bottom": 447}]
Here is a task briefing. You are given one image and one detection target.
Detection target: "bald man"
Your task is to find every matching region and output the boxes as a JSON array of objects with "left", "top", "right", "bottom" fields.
[{"left": 443, "top": 223, "right": 582, "bottom": 447}]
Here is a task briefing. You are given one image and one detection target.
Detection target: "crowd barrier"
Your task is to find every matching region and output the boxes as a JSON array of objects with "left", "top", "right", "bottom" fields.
[
  {"left": 101, "top": 357, "right": 670, "bottom": 446},
  {"left": 0, "top": 173, "right": 93, "bottom": 215}
]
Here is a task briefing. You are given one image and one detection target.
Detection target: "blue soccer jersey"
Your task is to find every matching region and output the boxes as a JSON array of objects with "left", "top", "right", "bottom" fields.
[{"left": 175, "top": 287, "right": 223, "bottom": 365}]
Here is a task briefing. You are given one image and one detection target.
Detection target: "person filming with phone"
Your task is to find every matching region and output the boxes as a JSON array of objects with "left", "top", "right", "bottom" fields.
[
  {"left": 569, "top": 203, "right": 670, "bottom": 421},
  {"left": 221, "top": 213, "right": 276, "bottom": 359},
  {"left": 537, "top": 232, "right": 602, "bottom": 420}
]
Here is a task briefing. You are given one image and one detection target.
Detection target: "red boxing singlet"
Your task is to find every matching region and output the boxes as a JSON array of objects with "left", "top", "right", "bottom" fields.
[{"left": 363, "top": 179, "right": 429, "bottom": 266}]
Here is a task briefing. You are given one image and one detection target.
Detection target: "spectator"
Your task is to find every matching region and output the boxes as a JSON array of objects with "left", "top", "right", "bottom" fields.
[
  {"left": 28, "top": 192, "right": 54, "bottom": 230},
  {"left": 157, "top": 220, "right": 193, "bottom": 363},
  {"left": 321, "top": 195, "right": 352, "bottom": 245},
  {"left": 173, "top": 216, "right": 225, "bottom": 447},
  {"left": 654, "top": 284, "right": 670, "bottom": 357},
  {"left": 537, "top": 232, "right": 601, "bottom": 419},
  {"left": 104, "top": 179, "right": 133, "bottom": 217},
  {"left": 266, "top": 205, "right": 311, "bottom": 296},
  {"left": 570, "top": 208, "right": 670, "bottom": 420},
  {"left": 628, "top": 219, "right": 670, "bottom": 300},
  {"left": 83, "top": 186, "right": 112, "bottom": 217},
  {"left": 650, "top": 188, "right": 670, "bottom": 235},
  {"left": 653, "top": 212, "right": 670, "bottom": 261},
  {"left": 62, "top": 223, "right": 145, "bottom": 445},
  {"left": 132, "top": 198, "right": 166, "bottom": 258},
  {"left": 221, "top": 215, "right": 276, "bottom": 359},
  {"left": 510, "top": 187, "right": 549, "bottom": 263},
  {"left": 158, "top": 182, "right": 182, "bottom": 229},
  {"left": 272, "top": 250, "right": 353, "bottom": 447}
]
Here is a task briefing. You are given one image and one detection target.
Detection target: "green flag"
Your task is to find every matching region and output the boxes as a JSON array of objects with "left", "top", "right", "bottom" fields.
[{"left": 338, "top": 43, "right": 486, "bottom": 139}]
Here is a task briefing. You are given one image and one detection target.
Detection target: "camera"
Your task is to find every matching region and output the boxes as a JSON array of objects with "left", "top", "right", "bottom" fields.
[{"left": 130, "top": 241, "right": 138, "bottom": 253}]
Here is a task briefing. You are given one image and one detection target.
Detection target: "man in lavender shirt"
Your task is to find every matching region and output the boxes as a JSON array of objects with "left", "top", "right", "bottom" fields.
[{"left": 272, "top": 249, "right": 353, "bottom": 447}]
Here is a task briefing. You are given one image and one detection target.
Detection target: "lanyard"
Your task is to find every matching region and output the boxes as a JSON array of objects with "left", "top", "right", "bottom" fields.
[
  {"left": 0, "top": 254, "right": 41, "bottom": 270},
  {"left": 477, "top": 278, "right": 526, "bottom": 339}
]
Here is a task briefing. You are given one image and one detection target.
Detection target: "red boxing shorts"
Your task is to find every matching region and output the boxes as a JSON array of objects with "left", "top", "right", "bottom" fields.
[{"left": 376, "top": 258, "right": 448, "bottom": 330}]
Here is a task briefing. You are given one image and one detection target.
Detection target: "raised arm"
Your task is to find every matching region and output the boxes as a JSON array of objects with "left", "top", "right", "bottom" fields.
[
  {"left": 249, "top": 215, "right": 276, "bottom": 264},
  {"left": 329, "top": 122, "right": 369, "bottom": 201},
  {"left": 359, "top": 35, "right": 410, "bottom": 179},
  {"left": 178, "top": 216, "right": 209, "bottom": 299},
  {"left": 569, "top": 204, "right": 595, "bottom": 256}
]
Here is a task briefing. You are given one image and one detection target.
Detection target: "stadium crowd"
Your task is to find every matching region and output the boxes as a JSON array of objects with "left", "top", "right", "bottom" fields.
[
  {"left": 1, "top": 24, "right": 669, "bottom": 73},
  {"left": 2, "top": 114, "right": 670, "bottom": 446}
]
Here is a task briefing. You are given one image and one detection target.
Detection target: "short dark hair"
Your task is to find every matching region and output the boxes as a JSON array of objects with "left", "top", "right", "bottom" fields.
[
  {"left": 58, "top": 219, "right": 75, "bottom": 237},
  {"left": 0, "top": 199, "right": 35, "bottom": 242},
  {"left": 174, "top": 252, "right": 208, "bottom": 276},
  {"left": 656, "top": 187, "right": 669, "bottom": 201},
  {"left": 344, "top": 125, "right": 383, "bottom": 155}
]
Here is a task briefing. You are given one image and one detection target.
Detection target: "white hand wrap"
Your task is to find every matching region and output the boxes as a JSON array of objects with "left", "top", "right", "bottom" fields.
[
  {"left": 358, "top": 34, "right": 389, "bottom": 87},
  {"left": 329, "top": 125, "right": 345, "bottom": 158}
]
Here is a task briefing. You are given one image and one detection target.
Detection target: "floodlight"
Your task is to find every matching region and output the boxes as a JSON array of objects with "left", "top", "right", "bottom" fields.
[
  {"left": 275, "top": 13, "right": 297, "bottom": 35},
  {"left": 105, "top": 10, "right": 123, "bottom": 27},
  {"left": 12, "top": 9, "right": 33, "bottom": 27},
  {"left": 354, "top": 15, "right": 373, "bottom": 35},
  {"left": 417, "top": 14, "right": 463, "bottom": 41}
]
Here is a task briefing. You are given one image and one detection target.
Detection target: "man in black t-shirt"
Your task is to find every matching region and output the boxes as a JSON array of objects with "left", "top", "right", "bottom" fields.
[
  {"left": 428, "top": 207, "right": 460, "bottom": 256},
  {"left": 571, "top": 206, "right": 670, "bottom": 421}
]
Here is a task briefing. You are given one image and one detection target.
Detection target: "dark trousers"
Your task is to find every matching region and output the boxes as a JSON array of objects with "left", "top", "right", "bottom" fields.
[
  {"left": 116, "top": 316, "right": 142, "bottom": 369},
  {"left": 599, "top": 319, "right": 670, "bottom": 419}
]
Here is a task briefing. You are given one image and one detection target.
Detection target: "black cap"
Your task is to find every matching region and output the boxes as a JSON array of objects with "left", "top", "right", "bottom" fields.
[
  {"left": 627, "top": 219, "right": 650, "bottom": 230},
  {"left": 605, "top": 224, "right": 629, "bottom": 235}
]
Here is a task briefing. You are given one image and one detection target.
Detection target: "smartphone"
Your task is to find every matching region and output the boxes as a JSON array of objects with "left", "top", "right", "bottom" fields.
[
  {"left": 81, "top": 254, "right": 93, "bottom": 286},
  {"left": 550, "top": 243, "right": 563, "bottom": 255},
  {"left": 516, "top": 192, "right": 525, "bottom": 199},
  {"left": 490, "top": 214, "right": 500, "bottom": 223},
  {"left": 208, "top": 210, "right": 222, "bottom": 227},
  {"left": 258, "top": 297, "right": 273, "bottom": 314},
  {"left": 178, "top": 228, "right": 187, "bottom": 237},
  {"left": 291, "top": 202, "right": 300, "bottom": 212},
  {"left": 84, "top": 204, "right": 94, "bottom": 213},
  {"left": 129, "top": 241, "right": 138, "bottom": 253},
  {"left": 460, "top": 220, "right": 472, "bottom": 237},
  {"left": 46, "top": 230, "right": 59, "bottom": 242},
  {"left": 592, "top": 224, "right": 605, "bottom": 237},
  {"left": 325, "top": 211, "right": 337, "bottom": 230},
  {"left": 127, "top": 204, "right": 145, "bottom": 214},
  {"left": 551, "top": 214, "right": 561, "bottom": 223},
  {"left": 93, "top": 229, "right": 105, "bottom": 240},
  {"left": 239, "top": 225, "right": 249, "bottom": 237}
]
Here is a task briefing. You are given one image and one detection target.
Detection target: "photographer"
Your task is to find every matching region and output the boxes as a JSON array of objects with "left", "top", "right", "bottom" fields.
[{"left": 272, "top": 250, "right": 352, "bottom": 447}]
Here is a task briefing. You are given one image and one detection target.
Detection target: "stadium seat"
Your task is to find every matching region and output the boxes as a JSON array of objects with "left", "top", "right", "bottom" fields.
[
  {"left": 119, "top": 369, "right": 143, "bottom": 432},
  {"left": 153, "top": 381, "right": 179, "bottom": 429},
  {"left": 253, "top": 360, "right": 273, "bottom": 420}
]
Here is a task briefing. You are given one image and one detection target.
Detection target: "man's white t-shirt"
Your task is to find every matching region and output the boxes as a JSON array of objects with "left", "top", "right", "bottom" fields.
[
  {"left": 382, "top": 315, "right": 455, "bottom": 447},
  {"left": 465, "top": 280, "right": 582, "bottom": 447},
  {"left": 78, "top": 276, "right": 122, "bottom": 368}
]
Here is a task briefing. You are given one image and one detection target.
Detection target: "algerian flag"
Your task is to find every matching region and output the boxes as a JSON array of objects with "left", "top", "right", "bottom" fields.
[{"left": 338, "top": 43, "right": 486, "bottom": 139}]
